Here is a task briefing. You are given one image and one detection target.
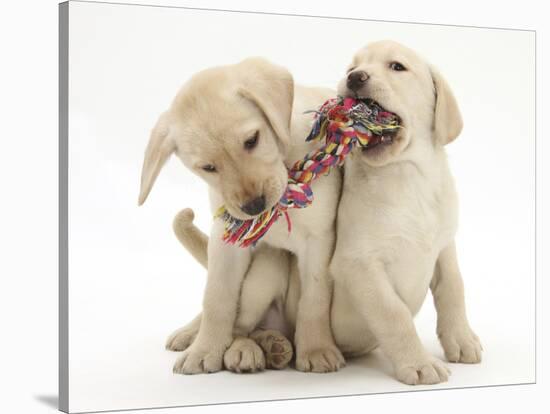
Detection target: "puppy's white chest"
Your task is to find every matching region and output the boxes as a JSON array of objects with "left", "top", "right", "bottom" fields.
[
  {"left": 366, "top": 200, "right": 441, "bottom": 313},
  {"left": 338, "top": 160, "right": 457, "bottom": 313},
  {"left": 259, "top": 215, "right": 302, "bottom": 253}
]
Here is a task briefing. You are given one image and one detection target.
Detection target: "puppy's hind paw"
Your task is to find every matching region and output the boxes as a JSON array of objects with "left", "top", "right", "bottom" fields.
[
  {"left": 250, "top": 329, "right": 293, "bottom": 370},
  {"left": 166, "top": 327, "right": 197, "bottom": 352}
]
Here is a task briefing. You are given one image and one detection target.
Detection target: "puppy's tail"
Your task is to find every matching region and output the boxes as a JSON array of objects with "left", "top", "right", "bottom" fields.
[{"left": 173, "top": 209, "right": 208, "bottom": 269}]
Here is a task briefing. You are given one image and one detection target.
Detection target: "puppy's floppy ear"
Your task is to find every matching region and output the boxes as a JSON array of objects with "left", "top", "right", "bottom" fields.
[
  {"left": 138, "top": 111, "right": 175, "bottom": 205},
  {"left": 430, "top": 66, "right": 463, "bottom": 145},
  {"left": 237, "top": 57, "right": 294, "bottom": 150}
]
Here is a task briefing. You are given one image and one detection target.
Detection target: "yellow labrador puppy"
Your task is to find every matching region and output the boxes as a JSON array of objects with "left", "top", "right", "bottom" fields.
[
  {"left": 329, "top": 40, "right": 482, "bottom": 384},
  {"left": 139, "top": 58, "right": 344, "bottom": 374},
  {"left": 170, "top": 41, "right": 482, "bottom": 385}
]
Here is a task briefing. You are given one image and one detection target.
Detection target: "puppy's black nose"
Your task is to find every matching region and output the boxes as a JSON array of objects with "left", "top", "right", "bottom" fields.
[
  {"left": 240, "top": 195, "right": 266, "bottom": 216},
  {"left": 347, "top": 70, "right": 369, "bottom": 92}
]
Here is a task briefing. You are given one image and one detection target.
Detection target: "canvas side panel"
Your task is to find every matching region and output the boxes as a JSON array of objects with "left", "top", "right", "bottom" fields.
[{"left": 59, "top": 2, "right": 69, "bottom": 413}]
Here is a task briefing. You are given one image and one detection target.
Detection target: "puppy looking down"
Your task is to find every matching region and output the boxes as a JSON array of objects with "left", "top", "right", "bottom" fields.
[
  {"left": 168, "top": 41, "right": 482, "bottom": 384},
  {"left": 139, "top": 58, "right": 344, "bottom": 374}
]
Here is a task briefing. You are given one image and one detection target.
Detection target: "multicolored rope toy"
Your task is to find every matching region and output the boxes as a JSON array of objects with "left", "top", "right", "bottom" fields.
[{"left": 216, "top": 97, "right": 401, "bottom": 247}]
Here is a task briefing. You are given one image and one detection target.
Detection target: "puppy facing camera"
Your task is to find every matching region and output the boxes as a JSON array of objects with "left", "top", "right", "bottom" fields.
[{"left": 150, "top": 41, "right": 481, "bottom": 385}]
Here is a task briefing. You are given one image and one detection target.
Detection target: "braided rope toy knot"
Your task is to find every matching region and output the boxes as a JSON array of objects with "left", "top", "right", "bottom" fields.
[{"left": 216, "top": 96, "right": 401, "bottom": 247}]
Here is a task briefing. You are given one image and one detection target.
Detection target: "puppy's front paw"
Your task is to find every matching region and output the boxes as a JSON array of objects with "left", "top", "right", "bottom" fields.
[
  {"left": 296, "top": 345, "right": 345, "bottom": 373},
  {"left": 166, "top": 327, "right": 197, "bottom": 352},
  {"left": 438, "top": 326, "right": 482, "bottom": 364},
  {"left": 173, "top": 344, "right": 226, "bottom": 375},
  {"left": 223, "top": 337, "right": 265, "bottom": 373},
  {"left": 395, "top": 356, "right": 450, "bottom": 385}
]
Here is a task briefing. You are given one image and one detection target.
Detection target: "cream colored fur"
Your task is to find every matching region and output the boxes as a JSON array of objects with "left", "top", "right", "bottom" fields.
[
  {"left": 168, "top": 41, "right": 482, "bottom": 384},
  {"left": 139, "top": 58, "right": 344, "bottom": 374},
  {"left": 329, "top": 41, "right": 481, "bottom": 384}
]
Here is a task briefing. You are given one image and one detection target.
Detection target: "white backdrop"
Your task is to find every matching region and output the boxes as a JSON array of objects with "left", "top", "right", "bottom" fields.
[
  {"left": 63, "top": 1, "right": 537, "bottom": 412},
  {"left": 1, "top": 1, "right": 548, "bottom": 414}
]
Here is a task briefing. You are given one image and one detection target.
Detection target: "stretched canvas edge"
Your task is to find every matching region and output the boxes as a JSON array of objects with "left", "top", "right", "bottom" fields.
[
  {"left": 59, "top": 1, "right": 70, "bottom": 413},
  {"left": 57, "top": 2, "right": 537, "bottom": 413}
]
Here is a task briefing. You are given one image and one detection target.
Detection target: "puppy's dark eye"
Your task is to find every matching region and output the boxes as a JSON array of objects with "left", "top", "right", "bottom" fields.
[
  {"left": 347, "top": 66, "right": 357, "bottom": 74},
  {"left": 201, "top": 164, "right": 217, "bottom": 173},
  {"left": 244, "top": 131, "right": 259, "bottom": 150},
  {"left": 389, "top": 62, "right": 407, "bottom": 71}
]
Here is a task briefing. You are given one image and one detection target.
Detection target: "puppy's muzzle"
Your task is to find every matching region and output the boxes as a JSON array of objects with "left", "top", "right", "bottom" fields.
[
  {"left": 347, "top": 70, "right": 369, "bottom": 92},
  {"left": 240, "top": 195, "right": 266, "bottom": 216}
]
